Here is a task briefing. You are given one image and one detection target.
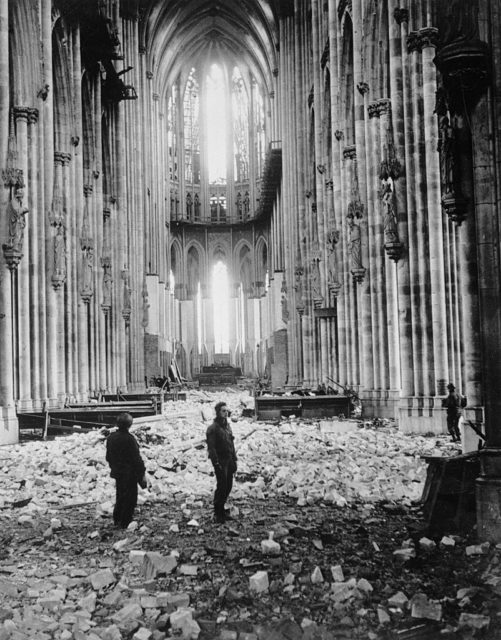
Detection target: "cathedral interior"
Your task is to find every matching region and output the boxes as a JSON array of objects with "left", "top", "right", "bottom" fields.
[{"left": 1, "top": 0, "right": 501, "bottom": 540}]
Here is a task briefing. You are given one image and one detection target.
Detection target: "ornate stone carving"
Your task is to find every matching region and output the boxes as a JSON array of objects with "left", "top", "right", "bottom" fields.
[
  {"left": 435, "top": 89, "right": 468, "bottom": 225},
  {"left": 368, "top": 102, "right": 381, "bottom": 119},
  {"left": 101, "top": 256, "right": 112, "bottom": 313},
  {"left": 417, "top": 27, "right": 439, "bottom": 51},
  {"left": 80, "top": 244, "right": 94, "bottom": 303},
  {"left": 2, "top": 186, "right": 28, "bottom": 271},
  {"left": 334, "top": 130, "right": 344, "bottom": 141},
  {"left": 347, "top": 165, "right": 366, "bottom": 283},
  {"left": 380, "top": 142, "right": 402, "bottom": 181},
  {"left": 121, "top": 269, "right": 132, "bottom": 325},
  {"left": 357, "top": 81, "right": 369, "bottom": 95},
  {"left": 378, "top": 99, "right": 391, "bottom": 116},
  {"left": 51, "top": 221, "right": 66, "bottom": 289},
  {"left": 27, "top": 108, "right": 39, "bottom": 124},
  {"left": 381, "top": 177, "right": 404, "bottom": 261},
  {"left": 343, "top": 146, "right": 356, "bottom": 160},
  {"left": 37, "top": 84, "right": 50, "bottom": 102},
  {"left": 310, "top": 257, "right": 323, "bottom": 307},
  {"left": 407, "top": 31, "right": 420, "bottom": 53},
  {"left": 281, "top": 279, "right": 289, "bottom": 323},
  {"left": 393, "top": 8, "right": 409, "bottom": 25},
  {"left": 141, "top": 278, "right": 150, "bottom": 328}
]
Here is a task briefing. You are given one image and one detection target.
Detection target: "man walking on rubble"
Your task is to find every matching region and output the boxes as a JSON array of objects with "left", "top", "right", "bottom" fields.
[
  {"left": 206, "top": 401, "right": 238, "bottom": 524},
  {"left": 443, "top": 383, "right": 465, "bottom": 443},
  {"left": 106, "top": 412, "right": 147, "bottom": 529}
]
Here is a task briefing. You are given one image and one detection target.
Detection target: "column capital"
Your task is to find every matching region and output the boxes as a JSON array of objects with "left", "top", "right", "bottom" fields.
[
  {"left": 103, "top": 207, "right": 111, "bottom": 219},
  {"left": 13, "top": 106, "right": 30, "bottom": 122},
  {"left": 325, "top": 179, "right": 333, "bottom": 191},
  {"left": 378, "top": 98, "right": 392, "bottom": 115},
  {"left": 368, "top": 102, "right": 381, "bottom": 118},
  {"left": 83, "top": 184, "right": 93, "bottom": 197},
  {"left": 418, "top": 27, "right": 439, "bottom": 50},
  {"left": 146, "top": 71, "right": 153, "bottom": 80},
  {"left": 152, "top": 92, "right": 159, "bottom": 101},
  {"left": 343, "top": 145, "right": 357, "bottom": 160},
  {"left": 393, "top": 8, "right": 409, "bottom": 25},
  {"left": 54, "top": 151, "right": 71, "bottom": 165},
  {"left": 357, "top": 81, "right": 370, "bottom": 95},
  {"left": 27, "top": 108, "right": 39, "bottom": 124},
  {"left": 334, "top": 130, "right": 344, "bottom": 141},
  {"left": 407, "top": 31, "right": 420, "bottom": 53}
]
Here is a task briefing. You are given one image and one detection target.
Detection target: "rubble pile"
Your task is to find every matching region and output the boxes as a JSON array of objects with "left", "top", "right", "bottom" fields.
[
  {"left": 2, "top": 392, "right": 445, "bottom": 515},
  {"left": 0, "top": 391, "right": 499, "bottom": 639}
]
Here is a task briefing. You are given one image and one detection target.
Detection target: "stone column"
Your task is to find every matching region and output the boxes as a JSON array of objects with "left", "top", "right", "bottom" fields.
[
  {"left": 0, "top": 0, "right": 17, "bottom": 440},
  {"left": 14, "top": 106, "right": 32, "bottom": 411},
  {"left": 419, "top": 27, "right": 448, "bottom": 399},
  {"left": 28, "top": 108, "right": 41, "bottom": 408},
  {"left": 390, "top": 5, "right": 414, "bottom": 411}
]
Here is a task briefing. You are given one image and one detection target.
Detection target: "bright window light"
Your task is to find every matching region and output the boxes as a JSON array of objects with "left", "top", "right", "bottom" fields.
[
  {"left": 213, "top": 260, "right": 229, "bottom": 352},
  {"left": 206, "top": 63, "right": 227, "bottom": 184}
]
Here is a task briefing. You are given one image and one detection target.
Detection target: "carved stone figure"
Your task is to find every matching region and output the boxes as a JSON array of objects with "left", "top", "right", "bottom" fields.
[
  {"left": 2, "top": 186, "right": 28, "bottom": 270},
  {"left": 439, "top": 114, "right": 455, "bottom": 194},
  {"left": 81, "top": 246, "right": 94, "bottom": 301},
  {"left": 326, "top": 229, "right": 340, "bottom": 284},
  {"left": 347, "top": 214, "right": 362, "bottom": 270},
  {"left": 381, "top": 178, "right": 399, "bottom": 243},
  {"left": 310, "top": 258, "right": 323, "bottom": 302},
  {"left": 186, "top": 192, "right": 193, "bottom": 219},
  {"left": 52, "top": 222, "right": 67, "bottom": 289},
  {"left": 194, "top": 193, "right": 200, "bottom": 219},
  {"left": 8, "top": 187, "right": 28, "bottom": 251},
  {"left": 102, "top": 259, "right": 113, "bottom": 309}
]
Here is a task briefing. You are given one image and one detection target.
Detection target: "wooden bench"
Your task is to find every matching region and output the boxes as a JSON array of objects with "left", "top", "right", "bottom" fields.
[{"left": 255, "top": 394, "right": 352, "bottom": 420}]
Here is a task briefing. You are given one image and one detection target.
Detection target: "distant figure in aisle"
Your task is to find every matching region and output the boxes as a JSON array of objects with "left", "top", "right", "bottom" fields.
[
  {"left": 106, "top": 412, "right": 147, "bottom": 528},
  {"left": 442, "top": 383, "right": 465, "bottom": 443},
  {"left": 206, "top": 401, "right": 238, "bottom": 524}
]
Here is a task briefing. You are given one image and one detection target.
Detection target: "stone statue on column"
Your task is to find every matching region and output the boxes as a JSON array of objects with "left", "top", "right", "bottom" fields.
[
  {"left": 51, "top": 221, "right": 67, "bottom": 289},
  {"left": 142, "top": 279, "right": 150, "bottom": 328},
  {"left": 326, "top": 229, "right": 341, "bottom": 296},
  {"left": 310, "top": 257, "right": 323, "bottom": 307},
  {"left": 381, "top": 177, "right": 399, "bottom": 243},
  {"left": 101, "top": 257, "right": 113, "bottom": 312},
  {"left": 80, "top": 245, "right": 94, "bottom": 302},
  {"left": 281, "top": 279, "right": 289, "bottom": 323},
  {"left": 121, "top": 268, "right": 131, "bottom": 325},
  {"left": 2, "top": 186, "right": 28, "bottom": 271}
]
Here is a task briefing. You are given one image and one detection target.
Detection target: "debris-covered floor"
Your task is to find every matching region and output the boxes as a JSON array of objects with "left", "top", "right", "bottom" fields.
[{"left": 0, "top": 391, "right": 500, "bottom": 639}]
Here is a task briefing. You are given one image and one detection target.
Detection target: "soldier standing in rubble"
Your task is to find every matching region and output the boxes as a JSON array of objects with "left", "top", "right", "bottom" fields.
[
  {"left": 206, "top": 401, "right": 238, "bottom": 524},
  {"left": 106, "top": 412, "right": 147, "bottom": 528},
  {"left": 442, "top": 383, "right": 464, "bottom": 443}
]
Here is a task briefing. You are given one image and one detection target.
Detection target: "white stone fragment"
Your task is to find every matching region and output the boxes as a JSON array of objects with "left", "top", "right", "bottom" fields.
[
  {"left": 89, "top": 568, "right": 115, "bottom": 590},
  {"left": 311, "top": 566, "right": 324, "bottom": 584},
  {"left": 419, "top": 537, "right": 436, "bottom": 550},
  {"left": 331, "top": 565, "right": 344, "bottom": 582},
  {"left": 249, "top": 570, "right": 269, "bottom": 593}
]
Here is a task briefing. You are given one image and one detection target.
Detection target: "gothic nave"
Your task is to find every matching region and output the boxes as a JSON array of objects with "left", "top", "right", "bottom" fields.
[{"left": 1, "top": 0, "right": 501, "bottom": 540}]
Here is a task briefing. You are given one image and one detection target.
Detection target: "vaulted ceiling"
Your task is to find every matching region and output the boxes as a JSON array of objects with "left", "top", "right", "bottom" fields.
[{"left": 139, "top": 0, "right": 284, "bottom": 94}]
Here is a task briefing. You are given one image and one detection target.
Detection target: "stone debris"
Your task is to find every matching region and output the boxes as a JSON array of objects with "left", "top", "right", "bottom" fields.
[
  {"left": 457, "top": 612, "right": 490, "bottom": 630},
  {"left": 0, "top": 390, "right": 497, "bottom": 639},
  {"left": 440, "top": 535, "right": 456, "bottom": 548},
  {"left": 410, "top": 593, "right": 443, "bottom": 621},
  {"left": 249, "top": 570, "right": 269, "bottom": 593}
]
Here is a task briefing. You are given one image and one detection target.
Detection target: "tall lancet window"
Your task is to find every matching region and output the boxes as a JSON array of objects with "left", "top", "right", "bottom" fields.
[
  {"left": 254, "top": 83, "right": 266, "bottom": 175},
  {"left": 184, "top": 68, "right": 200, "bottom": 185},
  {"left": 232, "top": 67, "right": 250, "bottom": 183},
  {"left": 206, "top": 63, "right": 227, "bottom": 184}
]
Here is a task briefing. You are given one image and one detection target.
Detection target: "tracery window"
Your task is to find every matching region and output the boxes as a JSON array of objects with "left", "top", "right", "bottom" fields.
[
  {"left": 232, "top": 67, "right": 250, "bottom": 183},
  {"left": 184, "top": 68, "right": 200, "bottom": 185}
]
